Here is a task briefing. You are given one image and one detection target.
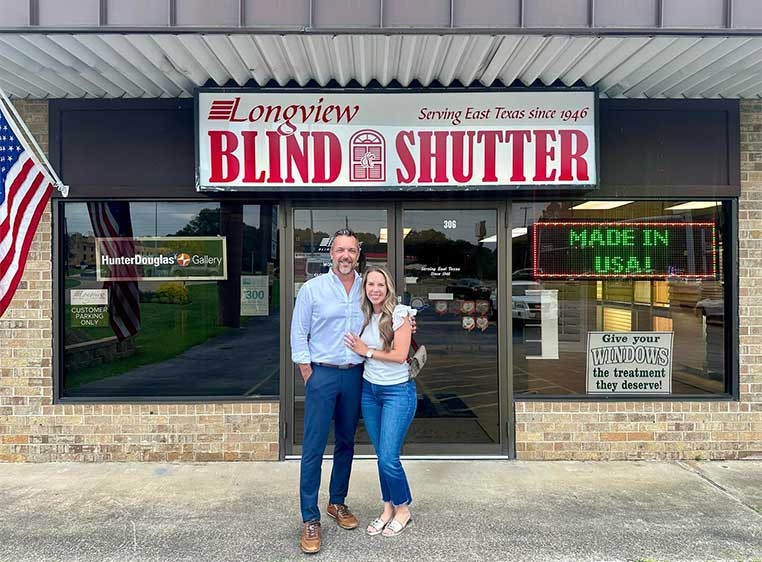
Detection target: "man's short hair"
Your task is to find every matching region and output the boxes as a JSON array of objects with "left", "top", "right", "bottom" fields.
[{"left": 330, "top": 228, "right": 359, "bottom": 251}]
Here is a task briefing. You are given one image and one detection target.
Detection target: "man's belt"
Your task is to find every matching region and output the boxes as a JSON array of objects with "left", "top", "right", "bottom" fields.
[{"left": 313, "top": 362, "right": 361, "bottom": 370}]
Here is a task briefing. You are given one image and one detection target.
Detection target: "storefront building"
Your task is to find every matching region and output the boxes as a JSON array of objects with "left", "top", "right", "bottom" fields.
[{"left": 0, "top": 1, "right": 761, "bottom": 462}]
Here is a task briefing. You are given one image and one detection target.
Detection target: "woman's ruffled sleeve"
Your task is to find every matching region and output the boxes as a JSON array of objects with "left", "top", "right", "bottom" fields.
[{"left": 392, "top": 304, "right": 417, "bottom": 331}]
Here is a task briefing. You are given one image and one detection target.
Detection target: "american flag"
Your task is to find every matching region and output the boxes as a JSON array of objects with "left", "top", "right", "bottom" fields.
[
  {"left": 0, "top": 98, "right": 55, "bottom": 318},
  {"left": 87, "top": 202, "right": 141, "bottom": 340}
]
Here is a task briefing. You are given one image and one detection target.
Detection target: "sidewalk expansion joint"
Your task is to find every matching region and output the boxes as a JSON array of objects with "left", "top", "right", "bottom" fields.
[{"left": 675, "top": 460, "right": 762, "bottom": 519}]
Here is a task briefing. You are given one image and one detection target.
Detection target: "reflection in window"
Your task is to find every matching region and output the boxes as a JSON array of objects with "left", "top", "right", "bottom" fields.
[
  {"left": 62, "top": 202, "right": 280, "bottom": 399},
  {"left": 512, "top": 200, "right": 727, "bottom": 396}
]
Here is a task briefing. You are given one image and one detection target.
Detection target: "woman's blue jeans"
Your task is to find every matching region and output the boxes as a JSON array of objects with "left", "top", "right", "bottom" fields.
[{"left": 361, "top": 378, "right": 417, "bottom": 506}]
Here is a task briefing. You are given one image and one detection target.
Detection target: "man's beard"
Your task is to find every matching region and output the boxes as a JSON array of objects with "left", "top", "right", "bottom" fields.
[{"left": 335, "top": 260, "right": 355, "bottom": 274}]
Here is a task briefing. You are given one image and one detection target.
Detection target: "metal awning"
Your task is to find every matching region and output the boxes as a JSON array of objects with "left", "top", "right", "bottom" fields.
[{"left": 0, "top": 32, "right": 760, "bottom": 99}]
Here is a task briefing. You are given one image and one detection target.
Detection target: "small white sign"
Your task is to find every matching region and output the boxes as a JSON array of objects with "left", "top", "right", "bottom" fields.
[
  {"left": 241, "top": 275, "right": 269, "bottom": 317},
  {"left": 587, "top": 331, "right": 673, "bottom": 394},
  {"left": 70, "top": 289, "right": 108, "bottom": 306}
]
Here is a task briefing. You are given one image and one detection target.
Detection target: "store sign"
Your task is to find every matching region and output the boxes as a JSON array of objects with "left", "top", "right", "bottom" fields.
[
  {"left": 70, "top": 289, "right": 109, "bottom": 328},
  {"left": 587, "top": 332, "right": 673, "bottom": 394},
  {"left": 95, "top": 237, "right": 227, "bottom": 281},
  {"left": 532, "top": 222, "right": 717, "bottom": 279},
  {"left": 196, "top": 90, "right": 596, "bottom": 191}
]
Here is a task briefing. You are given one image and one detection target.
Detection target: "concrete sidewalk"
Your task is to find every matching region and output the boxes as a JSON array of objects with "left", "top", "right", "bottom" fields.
[{"left": 0, "top": 460, "right": 760, "bottom": 562}]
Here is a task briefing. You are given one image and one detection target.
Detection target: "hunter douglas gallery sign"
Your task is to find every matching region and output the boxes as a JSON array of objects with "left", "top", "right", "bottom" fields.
[
  {"left": 196, "top": 90, "right": 596, "bottom": 190},
  {"left": 95, "top": 237, "right": 227, "bottom": 281}
]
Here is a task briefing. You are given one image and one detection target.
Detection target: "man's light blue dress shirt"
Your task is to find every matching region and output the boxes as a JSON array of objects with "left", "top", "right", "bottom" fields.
[{"left": 290, "top": 268, "right": 365, "bottom": 366}]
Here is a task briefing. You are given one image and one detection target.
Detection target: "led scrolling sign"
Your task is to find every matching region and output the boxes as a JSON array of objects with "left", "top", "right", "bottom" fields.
[{"left": 532, "top": 222, "right": 718, "bottom": 280}]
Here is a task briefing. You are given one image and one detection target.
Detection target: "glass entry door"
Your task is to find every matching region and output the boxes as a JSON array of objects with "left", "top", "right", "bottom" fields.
[
  {"left": 400, "top": 208, "right": 503, "bottom": 454},
  {"left": 284, "top": 203, "right": 507, "bottom": 457}
]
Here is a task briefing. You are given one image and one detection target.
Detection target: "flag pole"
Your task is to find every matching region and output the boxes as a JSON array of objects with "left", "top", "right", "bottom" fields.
[{"left": 0, "top": 88, "right": 68, "bottom": 197}]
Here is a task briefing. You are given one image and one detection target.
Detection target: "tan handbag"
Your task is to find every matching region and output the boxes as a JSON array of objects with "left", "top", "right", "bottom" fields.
[{"left": 407, "top": 337, "right": 427, "bottom": 380}]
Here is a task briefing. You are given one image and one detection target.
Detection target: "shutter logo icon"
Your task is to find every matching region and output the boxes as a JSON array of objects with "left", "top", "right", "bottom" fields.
[{"left": 349, "top": 129, "right": 386, "bottom": 182}]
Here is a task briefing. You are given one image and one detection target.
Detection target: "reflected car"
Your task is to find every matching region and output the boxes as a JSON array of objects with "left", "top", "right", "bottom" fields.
[
  {"left": 446, "top": 278, "right": 494, "bottom": 318},
  {"left": 489, "top": 275, "right": 544, "bottom": 321},
  {"left": 445, "top": 278, "right": 492, "bottom": 301},
  {"left": 512, "top": 281, "right": 543, "bottom": 320}
]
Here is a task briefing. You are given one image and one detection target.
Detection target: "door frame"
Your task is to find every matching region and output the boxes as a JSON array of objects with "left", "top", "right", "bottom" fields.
[
  {"left": 281, "top": 198, "right": 514, "bottom": 458},
  {"left": 396, "top": 201, "right": 512, "bottom": 457}
]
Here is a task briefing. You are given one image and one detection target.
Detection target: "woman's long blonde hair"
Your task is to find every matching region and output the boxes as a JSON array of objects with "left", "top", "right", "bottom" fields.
[{"left": 360, "top": 265, "right": 397, "bottom": 352}]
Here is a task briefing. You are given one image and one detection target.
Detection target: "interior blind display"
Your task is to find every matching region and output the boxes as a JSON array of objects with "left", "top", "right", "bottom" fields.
[{"left": 532, "top": 221, "right": 717, "bottom": 279}]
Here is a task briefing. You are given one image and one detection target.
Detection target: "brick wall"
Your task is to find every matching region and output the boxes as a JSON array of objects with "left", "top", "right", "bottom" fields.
[
  {"left": 0, "top": 101, "right": 279, "bottom": 462},
  {"left": 515, "top": 100, "right": 762, "bottom": 460}
]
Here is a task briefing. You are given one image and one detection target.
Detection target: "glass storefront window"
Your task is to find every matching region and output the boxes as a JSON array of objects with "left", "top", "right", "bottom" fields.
[
  {"left": 61, "top": 201, "right": 280, "bottom": 399},
  {"left": 512, "top": 200, "right": 728, "bottom": 397}
]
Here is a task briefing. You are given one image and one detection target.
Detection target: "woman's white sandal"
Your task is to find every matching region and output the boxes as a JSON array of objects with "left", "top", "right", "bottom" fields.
[
  {"left": 366, "top": 517, "right": 389, "bottom": 536},
  {"left": 382, "top": 516, "right": 412, "bottom": 537}
]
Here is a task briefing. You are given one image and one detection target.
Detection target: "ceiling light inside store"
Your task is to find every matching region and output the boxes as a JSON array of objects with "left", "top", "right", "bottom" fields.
[
  {"left": 571, "top": 201, "right": 633, "bottom": 210},
  {"left": 665, "top": 201, "right": 721, "bottom": 210}
]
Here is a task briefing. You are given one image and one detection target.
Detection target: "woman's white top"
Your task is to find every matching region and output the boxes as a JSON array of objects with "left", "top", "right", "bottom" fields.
[{"left": 361, "top": 304, "right": 417, "bottom": 386}]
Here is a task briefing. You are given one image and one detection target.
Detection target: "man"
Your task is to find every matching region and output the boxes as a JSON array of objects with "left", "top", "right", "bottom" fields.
[{"left": 291, "top": 228, "right": 365, "bottom": 554}]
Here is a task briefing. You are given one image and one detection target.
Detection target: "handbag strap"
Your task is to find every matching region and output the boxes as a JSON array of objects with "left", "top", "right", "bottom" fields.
[{"left": 410, "top": 336, "right": 419, "bottom": 352}]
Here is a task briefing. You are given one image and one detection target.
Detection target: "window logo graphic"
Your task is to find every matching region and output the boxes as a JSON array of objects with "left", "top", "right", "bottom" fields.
[{"left": 349, "top": 129, "right": 385, "bottom": 182}]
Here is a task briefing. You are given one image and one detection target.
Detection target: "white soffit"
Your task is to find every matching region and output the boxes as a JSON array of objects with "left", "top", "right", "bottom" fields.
[{"left": 0, "top": 33, "right": 759, "bottom": 99}]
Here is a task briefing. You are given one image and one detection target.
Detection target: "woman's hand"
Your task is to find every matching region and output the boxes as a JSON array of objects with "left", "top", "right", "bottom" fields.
[{"left": 344, "top": 332, "right": 369, "bottom": 356}]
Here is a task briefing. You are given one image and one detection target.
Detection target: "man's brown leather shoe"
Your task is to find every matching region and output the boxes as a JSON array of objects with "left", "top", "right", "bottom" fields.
[
  {"left": 300, "top": 520, "right": 321, "bottom": 554},
  {"left": 326, "top": 503, "right": 359, "bottom": 530}
]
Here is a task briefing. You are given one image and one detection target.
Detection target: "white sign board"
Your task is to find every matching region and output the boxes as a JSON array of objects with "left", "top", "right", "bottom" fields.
[
  {"left": 70, "top": 289, "right": 108, "bottom": 306},
  {"left": 586, "top": 332, "right": 673, "bottom": 394},
  {"left": 241, "top": 275, "right": 269, "bottom": 316},
  {"left": 197, "top": 90, "right": 596, "bottom": 190}
]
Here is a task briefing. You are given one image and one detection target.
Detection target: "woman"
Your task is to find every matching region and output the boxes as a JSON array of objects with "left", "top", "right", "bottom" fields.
[{"left": 343, "top": 265, "right": 417, "bottom": 538}]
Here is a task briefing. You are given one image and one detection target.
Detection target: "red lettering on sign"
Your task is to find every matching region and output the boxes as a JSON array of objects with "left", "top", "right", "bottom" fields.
[
  {"left": 208, "top": 131, "right": 239, "bottom": 182},
  {"left": 506, "top": 130, "right": 530, "bottom": 182},
  {"left": 451, "top": 131, "right": 475, "bottom": 183},
  {"left": 207, "top": 126, "right": 592, "bottom": 186},
  {"left": 532, "top": 130, "right": 557, "bottom": 182},
  {"left": 313, "top": 132, "right": 341, "bottom": 183},
  {"left": 476, "top": 131, "right": 502, "bottom": 182},
  {"left": 396, "top": 131, "right": 416, "bottom": 184},
  {"left": 559, "top": 129, "right": 589, "bottom": 181},
  {"left": 241, "top": 131, "right": 266, "bottom": 183}
]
